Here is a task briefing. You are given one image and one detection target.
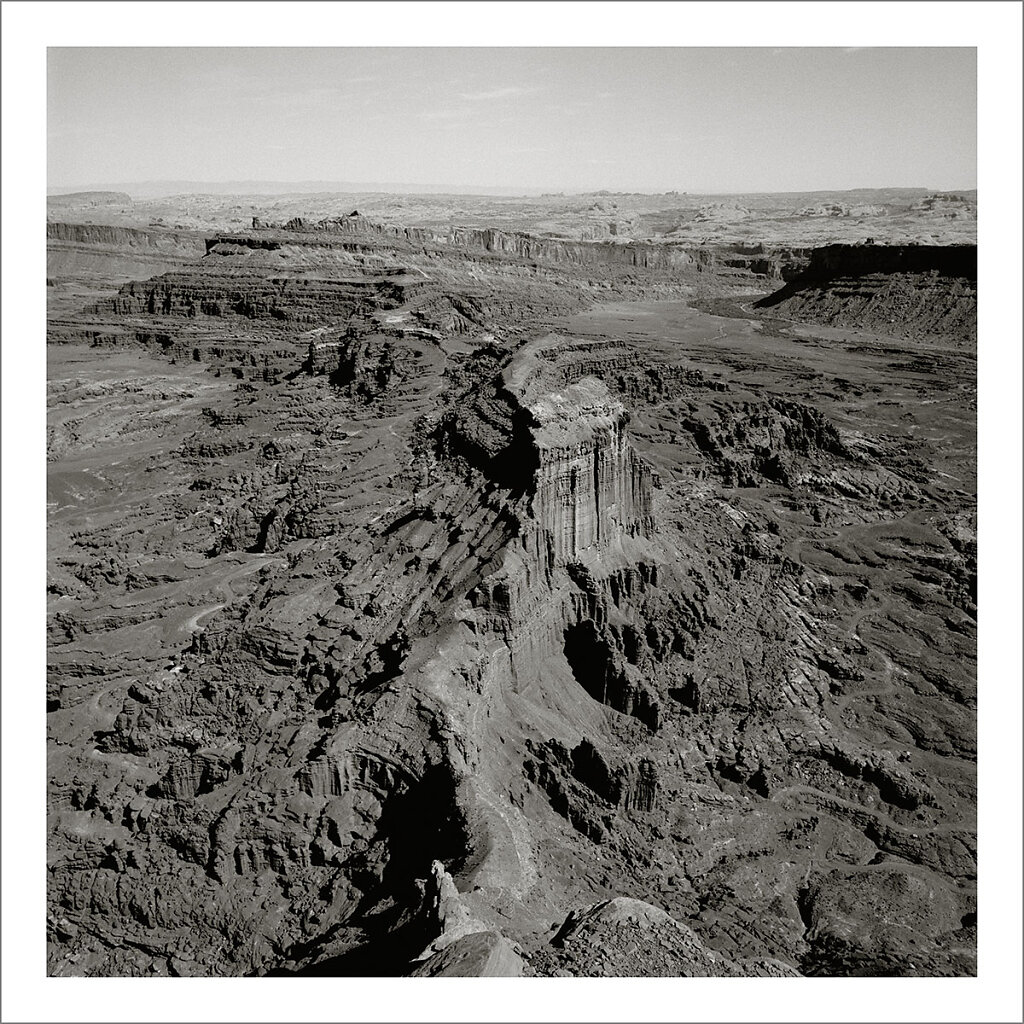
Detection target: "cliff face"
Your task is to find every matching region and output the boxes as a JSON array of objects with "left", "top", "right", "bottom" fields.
[
  {"left": 47, "top": 222, "right": 202, "bottom": 251},
  {"left": 46, "top": 223, "right": 207, "bottom": 295},
  {"left": 47, "top": 216, "right": 976, "bottom": 980},
  {"left": 235, "top": 218, "right": 819, "bottom": 283},
  {"left": 91, "top": 271, "right": 417, "bottom": 323},
  {"left": 698, "top": 245, "right": 813, "bottom": 282},
  {"left": 756, "top": 243, "right": 977, "bottom": 345},
  {"left": 442, "top": 336, "right": 656, "bottom": 569},
  {"left": 526, "top": 377, "right": 655, "bottom": 567},
  {"left": 447, "top": 227, "right": 696, "bottom": 270},
  {"left": 801, "top": 243, "right": 976, "bottom": 279},
  {"left": 450, "top": 340, "right": 666, "bottom": 744},
  {"left": 255, "top": 217, "right": 699, "bottom": 272}
]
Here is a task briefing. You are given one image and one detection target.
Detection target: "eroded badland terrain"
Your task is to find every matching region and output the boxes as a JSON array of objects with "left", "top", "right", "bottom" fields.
[{"left": 46, "top": 188, "right": 977, "bottom": 977}]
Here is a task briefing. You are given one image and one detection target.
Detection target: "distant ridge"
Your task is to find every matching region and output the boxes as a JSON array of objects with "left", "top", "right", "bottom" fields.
[
  {"left": 47, "top": 190, "right": 133, "bottom": 205},
  {"left": 46, "top": 181, "right": 978, "bottom": 202},
  {"left": 46, "top": 181, "right": 558, "bottom": 200}
]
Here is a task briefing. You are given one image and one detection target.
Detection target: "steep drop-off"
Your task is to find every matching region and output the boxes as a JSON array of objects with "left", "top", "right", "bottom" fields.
[
  {"left": 243, "top": 214, "right": 812, "bottom": 281},
  {"left": 46, "top": 226, "right": 976, "bottom": 979},
  {"left": 755, "top": 244, "right": 977, "bottom": 346}
]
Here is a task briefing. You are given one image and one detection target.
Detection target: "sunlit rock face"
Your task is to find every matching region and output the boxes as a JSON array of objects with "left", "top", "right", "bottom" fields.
[
  {"left": 528, "top": 376, "right": 655, "bottom": 568},
  {"left": 46, "top": 204, "right": 976, "bottom": 980}
]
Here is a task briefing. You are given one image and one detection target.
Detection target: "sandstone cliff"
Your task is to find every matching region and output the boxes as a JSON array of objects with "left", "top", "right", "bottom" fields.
[
  {"left": 756, "top": 243, "right": 977, "bottom": 345},
  {"left": 47, "top": 222, "right": 202, "bottom": 252},
  {"left": 249, "top": 214, "right": 809, "bottom": 279},
  {"left": 46, "top": 222, "right": 977, "bottom": 980}
]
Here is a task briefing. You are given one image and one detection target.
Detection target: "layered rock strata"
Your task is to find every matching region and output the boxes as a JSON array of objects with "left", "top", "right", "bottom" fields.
[
  {"left": 756, "top": 243, "right": 977, "bottom": 345},
  {"left": 47, "top": 222, "right": 976, "bottom": 980}
]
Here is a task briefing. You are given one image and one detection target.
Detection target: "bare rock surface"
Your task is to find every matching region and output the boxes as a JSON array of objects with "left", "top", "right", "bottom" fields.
[
  {"left": 46, "top": 197, "right": 976, "bottom": 978},
  {"left": 529, "top": 897, "right": 799, "bottom": 977},
  {"left": 409, "top": 931, "right": 524, "bottom": 978},
  {"left": 755, "top": 244, "right": 977, "bottom": 347}
]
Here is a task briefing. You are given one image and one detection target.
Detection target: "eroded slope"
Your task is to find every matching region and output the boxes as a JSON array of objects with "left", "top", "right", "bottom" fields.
[{"left": 47, "top": 225, "right": 976, "bottom": 978}]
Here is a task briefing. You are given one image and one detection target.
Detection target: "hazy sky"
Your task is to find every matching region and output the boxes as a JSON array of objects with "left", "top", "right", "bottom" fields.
[{"left": 47, "top": 47, "right": 976, "bottom": 193}]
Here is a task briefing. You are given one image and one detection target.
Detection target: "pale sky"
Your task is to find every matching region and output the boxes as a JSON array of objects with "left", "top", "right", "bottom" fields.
[{"left": 47, "top": 47, "right": 976, "bottom": 193}]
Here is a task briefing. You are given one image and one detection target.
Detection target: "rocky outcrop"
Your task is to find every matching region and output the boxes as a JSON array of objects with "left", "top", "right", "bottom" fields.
[
  {"left": 798, "top": 203, "right": 885, "bottom": 218},
  {"left": 756, "top": 244, "right": 977, "bottom": 345},
  {"left": 800, "top": 865, "right": 966, "bottom": 976},
  {"left": 697, "top": 244, "right": 813, "bottom": 282},
  {"left": 677, "top": 395, "right": 853, "bottom": 488},
  {"left": 911, "top": 193, "right": 976, "bottom": 218},
  {"left": 92, "top": 271, "right": 417, "bottom": 323},
  {"left": 525, "top": 377, "right": 655, "bottom": 567},
  {"left": 408, "top": 930, "right": 524, "bottom": 977},
  {"left": 248, "top": 217, "right": 699, "bottom": 271},
  {"left": 532, "top": 897, "right": 800, "bottom": 977},
  {"left": 794, "top": 243, "right": 976, "bottom": 279},
  {"left": 525, "top": 737, "right": 661, "bottom": 842},
  {"left": 47, "top": 222, "right": 201, "bottom": 251},
  {"left": 46, "top": 201, "right": 976, "bottom": 981},
  {"left": 438, "top": 380, "right": 539, "bottom": 493},
  {"left": 332, "top": 330, "right": 403, "bottom": 400},
  {"left": 451, "top": 337, "right": 656, "bottom": 555},
  {"left": 413, "top": 860, "right": 492, "bottom": 961},
  {"left": 205, "top": 235, "right": 282, "bottom": 253}
]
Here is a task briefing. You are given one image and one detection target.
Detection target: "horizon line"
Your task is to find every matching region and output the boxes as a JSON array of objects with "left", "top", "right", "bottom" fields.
[{"left": 48, "top": 179, "right": 977, "bottom": 198}]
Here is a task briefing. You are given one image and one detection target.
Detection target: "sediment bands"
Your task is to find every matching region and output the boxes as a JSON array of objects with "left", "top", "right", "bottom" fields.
[
  {"left": 47, "top": 215, "right": 976, "bottom": 979},
  {"left": 756, "top": 243, "right": 977, "bottom": 345}
]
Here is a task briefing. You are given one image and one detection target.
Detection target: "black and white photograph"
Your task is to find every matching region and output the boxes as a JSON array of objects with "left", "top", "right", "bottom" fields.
[{"left": 2, "top": 2, "right": 1022, "bottom": 1022}]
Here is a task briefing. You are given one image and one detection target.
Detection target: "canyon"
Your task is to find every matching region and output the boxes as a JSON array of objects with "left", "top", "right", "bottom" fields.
[{"left": 45, "top": 189, "right": 977, "bottom": 978}]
